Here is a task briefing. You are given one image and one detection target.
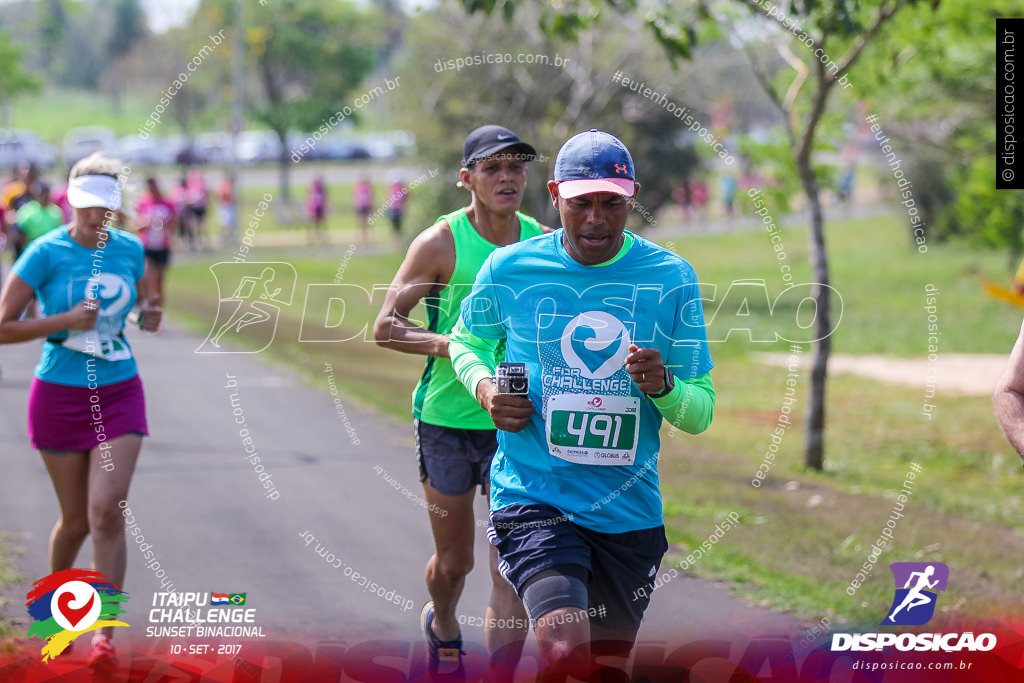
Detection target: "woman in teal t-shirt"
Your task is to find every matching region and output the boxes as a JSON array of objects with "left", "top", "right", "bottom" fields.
[{"left": 0, "top": 153, "right": 162, "bottom": 665}]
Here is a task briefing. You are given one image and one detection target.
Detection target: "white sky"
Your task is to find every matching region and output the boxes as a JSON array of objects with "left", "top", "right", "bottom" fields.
[
  {"left": 0, "top": 0, "right": 434, "bottom": 33},
  {"left": 139, "top": 0, "right": 433, "bottom": 33},
  {"left": 140, "top": 0, "right": 199, "bottom": 33}
]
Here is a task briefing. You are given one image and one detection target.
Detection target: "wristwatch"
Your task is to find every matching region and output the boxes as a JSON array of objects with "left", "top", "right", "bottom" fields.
[{"left": 647, "top": 367, "right": 675, "bottom": 399}]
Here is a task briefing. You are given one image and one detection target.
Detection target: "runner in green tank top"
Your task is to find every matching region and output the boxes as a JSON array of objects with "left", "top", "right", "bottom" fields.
[{"left": 373, "top": 125, "right": 548, "bottom": 680}]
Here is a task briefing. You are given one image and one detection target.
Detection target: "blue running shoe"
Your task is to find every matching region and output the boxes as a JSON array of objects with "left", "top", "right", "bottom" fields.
[{"left": 420, "top": 601, "right": 464, "bottom": 675}]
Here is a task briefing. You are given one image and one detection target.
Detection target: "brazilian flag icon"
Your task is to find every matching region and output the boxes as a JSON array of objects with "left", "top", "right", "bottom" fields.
[{"left": 229, "top": 593, "right": 246, "bottom": 605}]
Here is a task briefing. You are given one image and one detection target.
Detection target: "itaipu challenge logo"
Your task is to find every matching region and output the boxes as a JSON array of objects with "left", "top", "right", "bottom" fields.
[{"left": 25, "top": 569, "right": 129, "bottom": 661}]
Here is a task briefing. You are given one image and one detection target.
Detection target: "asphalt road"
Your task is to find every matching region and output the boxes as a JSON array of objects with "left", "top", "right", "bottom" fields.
[{"left": 0, "top": 320, "right": 800, "bottom": 674}]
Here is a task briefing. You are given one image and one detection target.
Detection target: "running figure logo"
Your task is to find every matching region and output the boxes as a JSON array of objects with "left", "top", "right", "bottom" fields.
[
  {"left": 197, "top": 262, "right": 296, "bottom": 353},
  {"left": 882, "top": 562, "right": 949, "bottom": 626}
]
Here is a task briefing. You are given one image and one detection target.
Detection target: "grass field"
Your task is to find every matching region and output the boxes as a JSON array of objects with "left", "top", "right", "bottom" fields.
[
  {"left": 9, "top": 88, "right": 158, "bottom": 143},
  {"left": 0, "top": 535, "right": 23, "bottom": 639},
  {"left": 162, "top": 211, "right": 1024, "bottom": 631}
]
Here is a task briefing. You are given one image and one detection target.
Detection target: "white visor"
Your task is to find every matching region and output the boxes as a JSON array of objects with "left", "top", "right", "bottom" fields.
[{"left": 67, "top": 175, "right": 122, "bottom": 210}]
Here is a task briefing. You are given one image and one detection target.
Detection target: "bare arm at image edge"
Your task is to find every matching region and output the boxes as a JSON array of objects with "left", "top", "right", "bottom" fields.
[{"left": 994, "top": 319, "right": 1024, "bottom": 460}]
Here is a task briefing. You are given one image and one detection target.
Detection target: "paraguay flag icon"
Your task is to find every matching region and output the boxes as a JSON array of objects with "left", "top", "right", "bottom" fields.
[
  {"left": 25, "top": 569, "right": 129, "bottom": 661},
  {"left": 211, "top": 592, "right": 246, "bottom": 605}
]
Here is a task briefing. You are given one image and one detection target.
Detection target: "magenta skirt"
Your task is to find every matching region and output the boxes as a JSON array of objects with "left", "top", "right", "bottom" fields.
[{"left": 28, "top": 375, "right": 148, "bottom": 452}]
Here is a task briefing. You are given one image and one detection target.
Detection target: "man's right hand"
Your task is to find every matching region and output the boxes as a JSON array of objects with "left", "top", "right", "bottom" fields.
[
  {"left": 477, "top": 378, "right": 534, "bottom": 432},
  {"left": 64, "top": 298, "right": 100, "bottom": 330}
]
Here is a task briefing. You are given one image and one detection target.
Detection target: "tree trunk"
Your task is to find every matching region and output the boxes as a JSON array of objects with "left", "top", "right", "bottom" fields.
[
  {"left": 798, "top": 158, "right": 830, "bottom": 471},
  {"left": 275, "top": 128, "right": 291, "bottom": 223}
]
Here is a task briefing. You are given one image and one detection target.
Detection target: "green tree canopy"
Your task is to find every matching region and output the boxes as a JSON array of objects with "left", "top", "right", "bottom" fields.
[
  {"left": 856, "top": 0, "right": 1022, "bottom": 262},
  {"left": 107, "top": 0, "right": 147, "bottom": 59},
  {"left": 194, "top": 0, "right": 382, "bottom": 204},
  {"left": 395, "top": 0, "right": 716, "bottom": 227},
  {"left": 0, "top": 30, "right": 42, "bottom": 125}
]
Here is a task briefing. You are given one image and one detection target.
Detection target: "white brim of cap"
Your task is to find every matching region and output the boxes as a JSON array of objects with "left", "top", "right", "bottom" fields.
[
  {"left": 557, "top": 178, "right": 635, "bottom": 199},
  {"left": 67, "top": 175, "right": 122, "bottom": 210}
]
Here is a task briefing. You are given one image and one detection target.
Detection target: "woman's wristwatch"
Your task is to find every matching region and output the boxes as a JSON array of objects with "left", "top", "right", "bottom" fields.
[{"left": 647, "top": 367, "right": 675, "bottom": 399}]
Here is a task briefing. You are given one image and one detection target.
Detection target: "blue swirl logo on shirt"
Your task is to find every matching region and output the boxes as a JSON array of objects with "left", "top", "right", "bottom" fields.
[
  {"left": 84, "top": 274, "right": 133, "bottom": 317},
  {"left": 560, "top": 311, "right": 631, "bottom": 380}
]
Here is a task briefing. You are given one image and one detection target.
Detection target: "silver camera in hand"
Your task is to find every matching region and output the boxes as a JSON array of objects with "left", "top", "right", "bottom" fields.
[{"left": 495, "top": 362, "right": 529, "bottom": 396}]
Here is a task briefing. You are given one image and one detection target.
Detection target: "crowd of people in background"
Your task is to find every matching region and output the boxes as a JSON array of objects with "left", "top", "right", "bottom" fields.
[
  {"left": 1, "top": 163, "right": 70, "bottom": 268},
  {"left": 0, "top": 165, "right": 244, "bottom": 315},
  {"left": 0, "top": 164, "right": 239, "bottom": 264},
  {"left": 3, "top": 159, "right": 868, "bottom": 273},
  {"left": 0, "top": 164, "right": 421, "bottom": 273},
  {"left": 305, "top": 174, "right": 409, "bottom": 245}
]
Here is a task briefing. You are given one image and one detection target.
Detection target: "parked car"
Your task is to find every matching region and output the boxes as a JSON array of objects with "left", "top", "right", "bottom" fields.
[
  {"left": 63, "top": 126, "right": 118, "bottom": 166},
  {"left": 0, "top": 129, "right": 57, "bottom": 170},
  {"left": 118, "top": 135, "right": 170, "bottom": 166},
  {"left": 311, "top": 135, "right": 370, "bottom": 161},
  {"left": 163, "top": 134, "right": 212, "bottom": 166},
  {"left": 363, "top": 130, "right": 416, "bottom": 158},
  {"left": 237, "top": 131, "right": 282, "bottom": 163},
  {"left": 195, "top": 132, "right": 230, "bottom": 165}
]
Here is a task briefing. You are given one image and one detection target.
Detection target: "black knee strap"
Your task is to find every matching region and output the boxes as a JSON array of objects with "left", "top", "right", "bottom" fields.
[{"left": 520, "top": 565, "right": 589, "bottom": 622}]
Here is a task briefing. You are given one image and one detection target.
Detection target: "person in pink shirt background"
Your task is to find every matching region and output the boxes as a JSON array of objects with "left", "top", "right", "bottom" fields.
[
  {"left": 134, "top": 177, "right": 177, "bottom": 306},
  {"left": 306, "top": 176, "right": 328, "bottom": 244},
  {"left": 184, "top": 169, "right": 209, "bottom": 252},
  {"left": 386, "top": 177, "right": 408, "bottom": 246},
  {"left": 353, "top": 177, "right": 373, "bottom": 243},
  {"left": 50, "top": 174, "right": 73, "bottom": 224}
]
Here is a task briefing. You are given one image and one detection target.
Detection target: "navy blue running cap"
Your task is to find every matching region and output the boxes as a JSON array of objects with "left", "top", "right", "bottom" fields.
[
  {"left": 462, "top": 125, "right": 537, "bottom": 167},
  {"left": 553, "top": 129, "right": 635, "bottom": 199}
]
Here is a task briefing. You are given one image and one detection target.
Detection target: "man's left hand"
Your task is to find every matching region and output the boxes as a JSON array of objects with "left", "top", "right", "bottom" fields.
[{"left": 625, "top": 344, "right": 665, "bottom": 395}]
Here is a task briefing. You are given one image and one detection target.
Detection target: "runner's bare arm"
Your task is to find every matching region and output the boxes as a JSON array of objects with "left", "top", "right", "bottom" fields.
[
  {"left": 373, "top": 222, "right": 456, "bottom": 358},
  {"left": 135, "top": 278, "right": 162, "bottom": 332},
  {"left": 0, "top": 274, "right": 97, "bottom": 343},
  {"left": 994, "top": 319, "right": 1024, "bottom": 460}
]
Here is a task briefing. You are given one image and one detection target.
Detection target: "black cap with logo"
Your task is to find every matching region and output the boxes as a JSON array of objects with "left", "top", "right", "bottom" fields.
[{"left": 462, "top": 125, "right": 537, "bottom": 167}]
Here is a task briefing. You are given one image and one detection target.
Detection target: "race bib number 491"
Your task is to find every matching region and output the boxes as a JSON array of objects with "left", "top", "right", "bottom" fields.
[{"left": 547, "top": 394, "right": 640, "bottom": 466}]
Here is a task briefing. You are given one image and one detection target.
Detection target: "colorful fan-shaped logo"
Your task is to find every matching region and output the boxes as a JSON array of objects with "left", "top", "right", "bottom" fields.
[{"left": 25, "top": 569, "right": 130, "bottom": 661}]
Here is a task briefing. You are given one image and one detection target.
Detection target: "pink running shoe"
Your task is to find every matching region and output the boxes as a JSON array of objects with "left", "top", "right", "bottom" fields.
[{"left": 87, "top": 633, "right": 116, "bottom": 666}]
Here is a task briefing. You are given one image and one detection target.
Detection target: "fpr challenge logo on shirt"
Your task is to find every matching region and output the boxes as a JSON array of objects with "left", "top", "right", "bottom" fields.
[
  {"left": 560, "top": 311, "right": 631, "bottom": 380},
  {"left": 80, "top": 273, "right": 134, "bottom": 319}
]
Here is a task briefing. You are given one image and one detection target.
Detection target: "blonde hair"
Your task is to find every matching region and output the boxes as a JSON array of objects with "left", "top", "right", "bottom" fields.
[{"left": 69, "top": 152, "right": 123, "bottom": 181}]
